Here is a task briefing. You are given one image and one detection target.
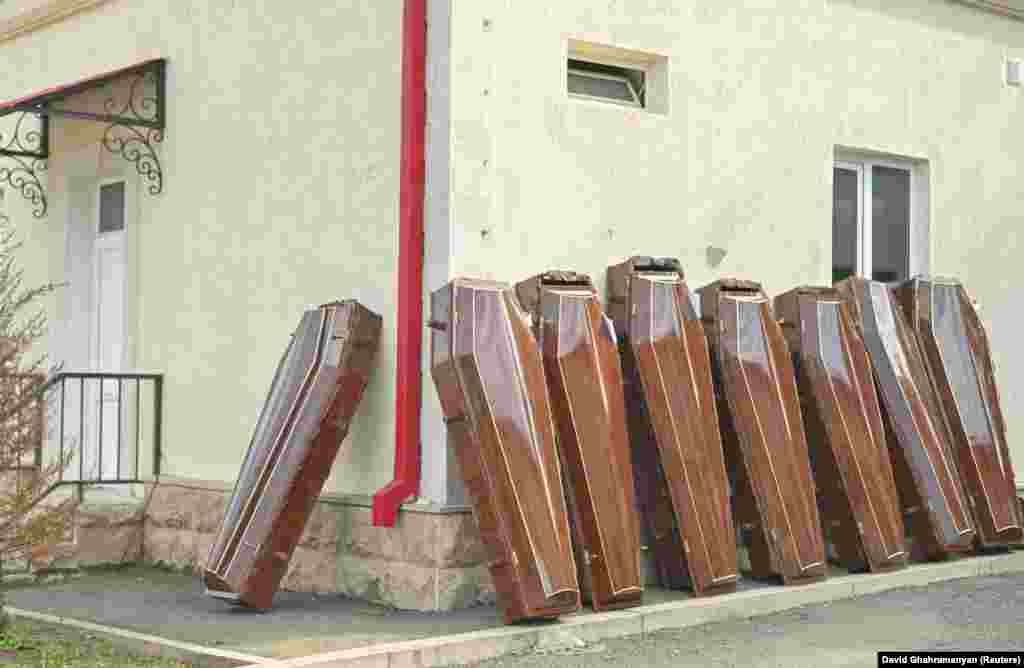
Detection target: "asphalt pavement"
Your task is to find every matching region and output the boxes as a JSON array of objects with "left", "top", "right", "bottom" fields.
[{"left": 463, "top": 573, "right": 1024, "bottom": 668}]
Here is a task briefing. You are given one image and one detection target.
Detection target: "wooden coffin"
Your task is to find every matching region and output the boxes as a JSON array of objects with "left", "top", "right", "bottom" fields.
[
  {"left": 894, "top": 277, "right": 1023, "bottom": 547},
  {"left": 430, "top": 279, "right": 580, "bottom": 623},
  {"left": 204, "top": 301, "right": 382, "bottom": 609},
  {"left": 699, "top": 279, "right": 826, "bottom": 585},
  {"left": 515, "top": 272, "right": 643, "bottom": 611},
  {"left": 606, "top": 257, "right": 738, "bottom": 596},
  {"left": 775, "top": 287, "right": 907, "bottom": 572},
  {"left": 835, "top": 277, "right": 975, "bottom": 558}
]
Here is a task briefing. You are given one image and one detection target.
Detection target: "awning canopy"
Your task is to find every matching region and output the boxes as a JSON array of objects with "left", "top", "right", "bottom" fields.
[{"left": 0, "top": 59, "right": 166, "bottom": 218}]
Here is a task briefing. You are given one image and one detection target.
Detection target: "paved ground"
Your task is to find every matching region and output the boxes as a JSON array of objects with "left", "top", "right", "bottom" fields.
[
  {"left": 2, "top": 565, "right": 498, "bottom": 658},
  {"left": 465, "top": 573, "right": 1024, "bottom": 668},
  {"left": 0, "top": 563, "right": 801, "bottom": 660},
  {"left": 5, "top": 562, "right": 1022, "bottom": 665}
]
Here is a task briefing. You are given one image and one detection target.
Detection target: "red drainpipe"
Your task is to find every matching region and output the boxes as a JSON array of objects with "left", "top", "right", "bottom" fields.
[{"left": 372, "top": 0, "right": 426, "bottom": 527}]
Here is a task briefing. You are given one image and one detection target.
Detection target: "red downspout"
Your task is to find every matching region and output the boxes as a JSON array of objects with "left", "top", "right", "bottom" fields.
[{"left": 372, "top": 0, "right": 426, "bottom": 527}]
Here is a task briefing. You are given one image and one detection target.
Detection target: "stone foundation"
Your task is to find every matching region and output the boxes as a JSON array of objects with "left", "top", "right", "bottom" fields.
[
  {"left": 10, "top": 475, "right": 493, "bottom": 611},
  {"left": 140, "top": 478, "right": 494, "bottom": 611},
  {"left": 74, "top": 501, "right": 145, "bottom": 566},
  {"left": 24, "top": 496, "right": 144, "bottom": 573},
  {"left": 334, "top": 505, "right": 493, "bottom": 610}
]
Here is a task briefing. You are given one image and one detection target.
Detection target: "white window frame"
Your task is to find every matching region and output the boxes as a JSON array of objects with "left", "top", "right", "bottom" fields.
[{"left": 834, "top": 155, "right": 930, "bottom": 282}]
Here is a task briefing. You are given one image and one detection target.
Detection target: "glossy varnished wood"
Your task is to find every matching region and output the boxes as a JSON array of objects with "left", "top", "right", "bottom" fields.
[
  {"left": 700, "top": 279, "right": 826, "bottom": 585},
  {"left": 430, "top": 279, "right": 580, "bottom": 623},
  {"left": 836, "top": 278, "right": 975, "bottom": 558},
  {"left": 607, "top": 258, "right": 738, "bottom": 597},
  {"left": 776, "top": 287, "right": 907, "bottom": 572},
  {"left": 204, "top": 301, "right": 382, "bottom": 609},
  {"left": 894, "top": 277, "right": 1023, "bottom": 547},
  {"left": 516, "top": 272, "right": 643, "bottom": 611}
]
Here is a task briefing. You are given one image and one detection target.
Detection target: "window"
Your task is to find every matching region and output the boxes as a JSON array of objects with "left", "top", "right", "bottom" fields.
[
  {"left": 566, "top": 39, "right": 669, "bottom": 114},
  {"left": 99, "top": 181, "right": 125, "bottom": 234},
  {"left": 832, "top": 156, "right": 928, "bottom": 284},
  {"left": 568, "top": 59, "right": 644, "bottom": 108}
]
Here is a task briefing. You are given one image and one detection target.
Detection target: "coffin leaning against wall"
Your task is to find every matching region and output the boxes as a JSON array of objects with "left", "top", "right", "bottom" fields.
[
  {"left": 700, "top": 279, "right": 826, "bottom": 585},
  {"left": 894, "top": 277, "right": 1023, "bottom": 547},
  {"left": 205, "top": 301, "right": 382, "bottom": 610},
  {"left": 775, "top": 287, "right": 907, "bottom": 573},
  {"left": 835, "top": 277, "right": 975, "bottom": 559},
  {"left": 515, "top": 271, "right": 643, "bottom": 611},
  {"left": 606, "top": 257, "right": 738, "bottom": 596},
  {"left": 430, "top": 278, "right": 580, "bottom": 623}
]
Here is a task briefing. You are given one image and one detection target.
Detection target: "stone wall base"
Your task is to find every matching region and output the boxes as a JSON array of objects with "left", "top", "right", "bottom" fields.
[
  {"left": 13, "top": 476, "right": 747, "bottom": 607},
  {"left": 141, "top": 479, "right": 494, "bottom": 612},
  {"left": 28, "top": 492, "right": 145, "bottom": 573}
]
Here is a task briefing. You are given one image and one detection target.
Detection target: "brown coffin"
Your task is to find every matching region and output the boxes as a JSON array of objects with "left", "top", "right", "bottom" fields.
[
  {"left": 430, "top": 278, "right": 580, "bottom": 623},
  {"left": 606, "top": 258, "right": 738, "bottom": 596},
  {"left": 894, "top": 277, "right": 1023, "bottom": 547},
  {"left": 204, "top": 301, "right": 382, "bottom": 609},
  {"left": 515, "top": 272, "right": 643, "bottom": 611},
  {"left": 699, "top": 279, "right": 826, "bottom": 585},
  {"left": 835, "top": 278, "right": 975, "bottom": 558},
  {"left": 775, "top": 287, "right": 907, "bottom": 572}
]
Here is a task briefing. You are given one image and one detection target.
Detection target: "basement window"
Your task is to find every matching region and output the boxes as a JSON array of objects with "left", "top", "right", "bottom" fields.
[{"left": 568, "top": 58, "right": 645, "bottom": 109}]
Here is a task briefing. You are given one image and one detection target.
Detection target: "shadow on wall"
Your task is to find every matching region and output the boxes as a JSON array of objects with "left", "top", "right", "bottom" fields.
[{"left": 827, "top": 0, "right": 1024, "bottom": 46}]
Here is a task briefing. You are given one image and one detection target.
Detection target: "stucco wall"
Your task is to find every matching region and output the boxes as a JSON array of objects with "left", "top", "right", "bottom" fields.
[
  {"left": 436, "top": 0, "right": 1024, "bottom": 480},
  {"left": 5, "top": 0, "right": 1024, "bottom": 506},
  {"left": 0, "top": 0, "right": 404, "bottom": 495}
]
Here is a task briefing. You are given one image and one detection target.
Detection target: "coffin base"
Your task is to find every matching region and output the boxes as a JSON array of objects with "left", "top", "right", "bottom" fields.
[
  {"left": 974, "top": 528, "right": 1024, "bottom": 550},
  {"left": 502, "top": 591, "right": 581, "bottom": 625},
  {"left": 203, "top": 586, "right": 240, "bottom": 603},
  {"left": 202, "top": 570, "right": 273, "bottom": 611},
  {"left": 692, "top": 578, "right": 738, "bottom": 598},
  {"left": 584, "top": 589, "right": 644, "bottom": 612}
]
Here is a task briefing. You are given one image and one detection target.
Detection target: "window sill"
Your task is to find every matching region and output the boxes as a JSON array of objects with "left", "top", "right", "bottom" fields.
[{"left": 567, "top": 94, "right": 669, "bottom": 118}]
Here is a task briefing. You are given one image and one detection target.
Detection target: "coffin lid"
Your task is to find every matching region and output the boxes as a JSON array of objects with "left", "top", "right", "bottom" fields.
[
  {"left": 833, "top": 276, "right": 879, "bottom": 332},
  {"left": 318, "top": 299, "right": 369, "bottom": 311},
  {"left": 515, "top": 271, "right": 596, "bottom": 317},
  {"left": 774, "top": 286, "right": 842, "bottom": 332},
  {"left": 606, "top": 256, "right": 684, "bottom": 300},
  {"left": 432, "top": 277, "right": 510, "bottom": 303},
  {"left": 698, "top": 278, "right": 767, "bottom": 324},
  {"left": 606, "top": 257, "right": 686, "bottom": 333},
  {"left": 430, "top": 278, "right": 512, "bottom": 332},
  {"left": 895, "top": 277, "right": 979, "bottom": 324}
]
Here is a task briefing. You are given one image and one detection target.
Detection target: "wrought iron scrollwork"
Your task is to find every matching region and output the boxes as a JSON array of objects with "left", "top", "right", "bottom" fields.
[
  {"left": 0, "top": 112, "right": 47, "bottom": 217},
  {"left": 0, "top": 111, "right": 46, "bottom": 158},
  {"left": 0, "top": 59, "right": 166, "bottom": 218},
  {"left": 103, "top": 126, "right": 163, "bottom": 196},
  {"left": 100, "top": 65, "right": 164, "bottom": 196},
  {"left": 0, "top": 157, "right": 47, "bottom": 219}
]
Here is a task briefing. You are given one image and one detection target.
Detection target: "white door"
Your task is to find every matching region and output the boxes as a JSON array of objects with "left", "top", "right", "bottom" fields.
[{"left": 85, "top": 180, "right": 128, "bottom": 482}]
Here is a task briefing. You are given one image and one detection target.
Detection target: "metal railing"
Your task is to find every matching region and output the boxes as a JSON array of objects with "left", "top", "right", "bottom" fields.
[
  {"left": 0, "top": 372, "right": 163, "bottom": 555},
  {"left": 46, "top": 372, "right": 164, "bottom": 485}
]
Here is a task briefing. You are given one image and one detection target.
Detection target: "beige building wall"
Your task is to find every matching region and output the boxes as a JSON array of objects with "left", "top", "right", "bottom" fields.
[
  {"left": 0, "top": 0, "right": 405, "bottom": 496},
  {"left": 3, "top": 0, "right": 1023, "bottom": 515},
  {"left": 438, "top": 0, "right": 1024, "bottom": 482}
]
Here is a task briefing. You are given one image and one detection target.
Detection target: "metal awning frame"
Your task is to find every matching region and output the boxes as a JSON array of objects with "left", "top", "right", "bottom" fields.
[{"left": 0, "top": 59, "right": 166, "bottom": 218}]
